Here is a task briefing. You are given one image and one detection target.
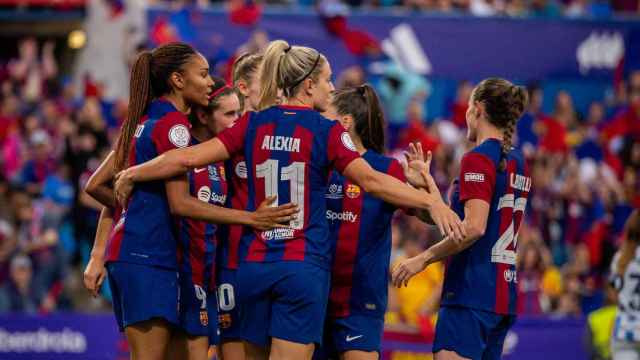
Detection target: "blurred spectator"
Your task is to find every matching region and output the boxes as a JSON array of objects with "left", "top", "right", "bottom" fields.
[
  {"left": 396, "top": 99, "right": 441, "bottom": 153},
  {"left": 0, "top": 255, "right": 43, "bottom": 313},
  {"left": 7, "top": 38, "right": 57, "bottom": 103},
  {"left": 516, "top": 83, "right": 543, "bottom": 156},
  {"left": 386, "top": 223, "right": 442, "bottom": 340},
  {"left": 448, "top": 80, "right": 473, "bottom": 129},
  {"left": 376, "top": 62, "right": 430, "bottom": 147}
]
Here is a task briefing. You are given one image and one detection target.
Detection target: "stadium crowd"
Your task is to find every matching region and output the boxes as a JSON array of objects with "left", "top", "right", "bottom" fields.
[{"left": 0, "top": 35, "right": 638, "bottom": 341}]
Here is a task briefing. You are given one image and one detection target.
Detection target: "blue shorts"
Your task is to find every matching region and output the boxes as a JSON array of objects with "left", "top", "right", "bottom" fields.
[
  {"left": 177, "top": 273, "right": 218, "bottom": 344},
  {"left": 106, "top": 262, "right": 179, "bottom": 332},
  {"left": 320, "top": 314, "right": 384, "bottom": 357},
  {"left": 433, "top": 306, "right": 516, "bottom": 360},
  {"left": 237, "top": 261, "right": 330, "bottom": 346},
  {"left": 216, "top": 268, "right": 243, "bottom": 341}
]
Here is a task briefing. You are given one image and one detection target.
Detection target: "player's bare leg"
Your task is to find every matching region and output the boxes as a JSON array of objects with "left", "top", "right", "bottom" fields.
[
  {"left": 244, "top": 340, "right": 269, "bottom": 360},
  {"left": 165, "top": 330, "right": 209, "bottom": 360},
  {"left": 435, "top": 350, "right": 472, "bottom": 360},
  {"left": 125, "top": 318, "right": 172, "bottom": 360},
  {"left": 340, "top": 350, "right": 379, "bottom": 360},
  {"left": 270, "top": 337, "right": 314, "bottom": 360},
  {"left": 219, "top": 340, "right": 246, "bottom": 360}
]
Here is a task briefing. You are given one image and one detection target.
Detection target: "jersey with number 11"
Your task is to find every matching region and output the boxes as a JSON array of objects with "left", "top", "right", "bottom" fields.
[
  {"left": 217, "top": 105, "right": 360, "bottom": 269},
  {"left": 444, "top": 138, "right": 530, "bottom": 315}
]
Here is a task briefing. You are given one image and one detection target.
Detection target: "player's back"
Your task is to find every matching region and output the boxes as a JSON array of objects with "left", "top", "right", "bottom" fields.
[
  {"left": 217, "top": 155, "right": 249, "bottom": 270},
  {"left": 326, "top": 150, "right": 404, "bottom": 318},
  {"left": 107, "top": 98, "right": 191, "bottom": 269},
  {"left": 445, "top": 138, "right": 531, "bottom": 315},
  {"left": 217, "top": 105, "right": 359, "bottom": 269}
]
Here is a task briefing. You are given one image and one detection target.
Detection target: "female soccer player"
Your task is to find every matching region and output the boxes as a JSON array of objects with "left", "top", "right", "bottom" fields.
[
  {"left": 233, "top": 52, "right": 263, "bottom": 113},
  {"left": 610, "top": 210, "right": 640, "bottom": 360},
  {"left": 113, "top": 40, "right": 463, "bottom": 360},
  {"left": 166, "top": 77, "right": 241, "bottom": 360},
  {"left": 216, "top": 53, "right": 265, "bottom": 360},
  {"left": 392, "top": 77, "right": 530, "bottom": 360},
  {"left": 83, "top": 43, "right": 296, "bottom": 360},
  {"left": 319, "top": 84, "right": 436, "bottom": 360}
]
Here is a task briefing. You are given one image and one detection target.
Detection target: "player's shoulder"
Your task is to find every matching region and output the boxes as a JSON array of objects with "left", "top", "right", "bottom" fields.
[
  {"left": 363, "top": 150, "right": 396, "bottom": 172},
  {"left": 464, "top": 139, "right": 501, "bottom": 168}
]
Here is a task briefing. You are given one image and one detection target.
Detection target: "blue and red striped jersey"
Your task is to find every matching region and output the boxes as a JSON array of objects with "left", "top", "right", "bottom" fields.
[
  {"left": 443, "top": 138, "right": 531, "bottom": 315},
  {"left": 217, "top": 105, "right": 360, "bottom": 269},
  {"left": 216, "top": 155, "right": 249, "bottom": 270},
  {"left": 106, "top": 98, "right": 191, "bottom": 269},
  {"left": 177, "top": 138, "right": 229, "bottom": 291},
  {"left": 326, "top": 150, "right": 406, "bottom": 318}
]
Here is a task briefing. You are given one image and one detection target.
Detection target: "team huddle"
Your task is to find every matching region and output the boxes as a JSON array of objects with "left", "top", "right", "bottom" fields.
[{"left": 82, "top": 40, "right": 532, "bottom": 360}]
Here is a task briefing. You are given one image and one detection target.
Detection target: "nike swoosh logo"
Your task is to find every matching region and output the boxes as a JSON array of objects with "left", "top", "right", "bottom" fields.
[
  {"left": 194, "top": 168, "right": 207, "bottom": 173},
  {"left": 346, "top": 335, "right": 363, "bottom": 342}
]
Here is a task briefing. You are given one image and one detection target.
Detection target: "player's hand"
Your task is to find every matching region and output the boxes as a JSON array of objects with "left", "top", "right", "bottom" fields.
[
  {"left": 83, "top": 256, "right": 106, "bottom": 298},
  {"left": 114, "top": 169, "right": 134, "bottom": 208},
  {"left": 250, "top": 196, "right": 299, "bottom": 231},
  {"left": 402, "top": 142, "right": 430, "bottom": 189},
  {"left": 391, "top": 255, "right": 428, "bottom": 288}
]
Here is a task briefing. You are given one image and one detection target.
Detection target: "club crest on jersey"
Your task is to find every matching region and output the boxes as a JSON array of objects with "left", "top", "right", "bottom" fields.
[
  {"left": 341, "top": 132, "right": 357, "bottom": 151},
  {"left": 235, "top": 161, "right": 248, "bottom": 179},
  {"left": 464, "top": 172, "right": 485, "bottom": 182},
  {"left": 168, "top": 124, "right": 190, "bottom": 148},
  {"left": 345, "top": 184, "right": 361, "bottom": 199},
  {"left": 219, "top": 313, "right": 232, "bottom": 329},
  {"left": 200, "top": 310, "right": 209, "bottom": 326},
  {"left": 326, "top": 184, "right": 343, "bottom": 199},
  {"left": 219, "top": 165, "right": 226, "bottom": 179},
  {"left": 208, "top": 165, "right": 220, "bottom": 181}
]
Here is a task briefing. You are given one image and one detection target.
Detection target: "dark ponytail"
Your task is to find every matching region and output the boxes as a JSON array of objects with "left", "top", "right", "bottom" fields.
[
  {"left": 115, "top": 51, "right": 152, "bottom": 173},
  {"left": 331, "top": 84, "right": 386, "bottom": 153},
  {"left": 114, "top": 42, "right": 197, "bottom": 173}
]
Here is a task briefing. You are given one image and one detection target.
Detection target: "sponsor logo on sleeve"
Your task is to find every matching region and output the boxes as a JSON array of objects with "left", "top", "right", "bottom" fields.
[{"left": 464, "top": 172, "right": 485, "bottom": 183}]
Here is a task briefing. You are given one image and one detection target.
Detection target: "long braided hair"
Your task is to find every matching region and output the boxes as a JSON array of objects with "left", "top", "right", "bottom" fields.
[{"left": 472, "top": 78, "right": 529, "bottom": 171}]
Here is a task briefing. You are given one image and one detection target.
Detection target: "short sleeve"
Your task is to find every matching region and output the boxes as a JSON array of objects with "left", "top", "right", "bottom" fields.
[
  {"left": 217, "top": 112, "right": 250, "bottom": 157},
  {"left": 388, "top": 158, "right": 407, "bottom": 183},
  {"left": 459, "top": 152, "right": 496, "bottom": 203},
  {"left": 152, "top": 112, "right": 191, "bottom": 154},
  {"left": 327, "top": 123, "right": 359, "bottom": 174}
]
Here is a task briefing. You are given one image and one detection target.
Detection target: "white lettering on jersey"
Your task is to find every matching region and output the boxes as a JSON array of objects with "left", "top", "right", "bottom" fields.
[
  {"left": 464, "top": 172, "right": 485, "bottom": 182},
  {"left": 503, "top": 269, "right": 518, "bottom": 283},
  {"left": 510, "top": 173, "right": 532, "bottom": 192},
  {"left": 261, "top": 228, "right": 295, "bottom": 241},
  {"left": 261, "top": 135, "right": 301, "bottom": 153},
  {"left": 326, "top": 210, "right": 358, "bottom": 223},
  {"left": 134, "top": 125, "right": 145, "bottom": 138}
]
